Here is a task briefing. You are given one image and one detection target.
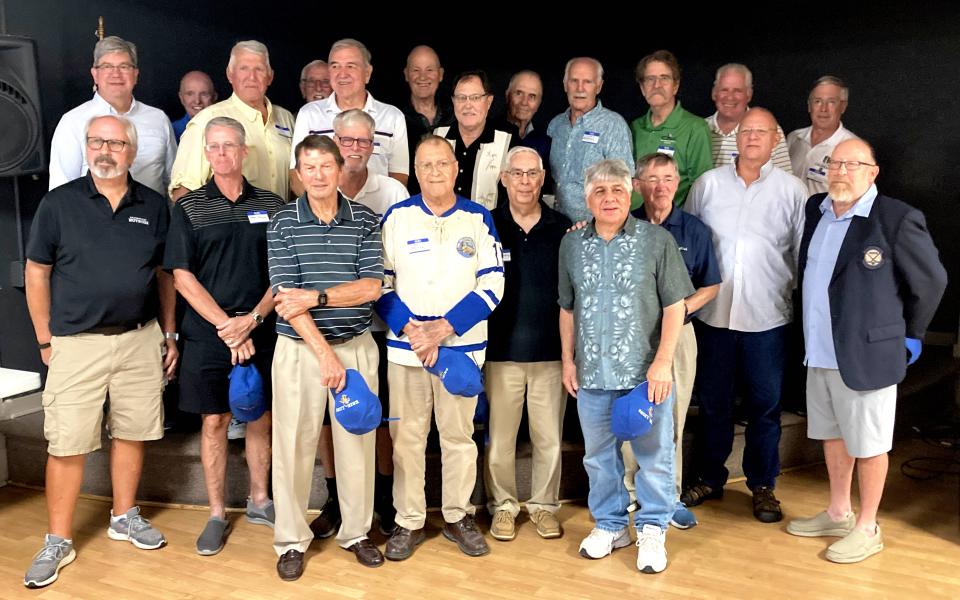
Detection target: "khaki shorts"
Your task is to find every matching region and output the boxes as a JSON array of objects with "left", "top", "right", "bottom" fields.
[
  {"left": 805, "top": 367, "right": 896, "bottom": 458},
  {"left": 43, "top": 320, "right": 165, "bottom": 456}
]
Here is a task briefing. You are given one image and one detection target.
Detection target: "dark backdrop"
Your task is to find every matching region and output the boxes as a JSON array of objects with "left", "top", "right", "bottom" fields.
[{"left": 1, "top": 1, "right": 958, "bottom": 373}]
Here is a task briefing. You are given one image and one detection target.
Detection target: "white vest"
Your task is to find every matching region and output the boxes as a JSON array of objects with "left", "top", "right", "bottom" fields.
[{"left": 435, "top": 126, "right": 511, "bottom": 210}]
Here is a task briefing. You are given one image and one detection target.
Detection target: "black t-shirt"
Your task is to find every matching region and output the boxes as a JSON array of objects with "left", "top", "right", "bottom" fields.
[
  {"left": 26, "top": 172, "right": 170, "bottom": 335},
  {"left": 486, "top": 200, "right": 572, "bottom": 362},
  {"left": 163, "top": 178, "right": 285, "bottom": 338}
]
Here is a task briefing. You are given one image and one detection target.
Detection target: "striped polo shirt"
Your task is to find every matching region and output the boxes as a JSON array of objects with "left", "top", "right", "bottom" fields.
[
  {"left": 376, "top": 195, "right": 505, "bottom": 367},
  {"left": 267, "top": 194, "right": 383, "bottom": 341}
]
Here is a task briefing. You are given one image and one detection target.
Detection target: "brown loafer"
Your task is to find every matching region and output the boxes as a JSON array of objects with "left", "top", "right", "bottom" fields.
[
  {"left": 442, "top": 515, "right": 489, "bottom": 557},
  {"left": 385, "top": 526, "right": 425, "bottom": 561},
  {"left": 345, "top": 538, "right": 384, "bottom": 568},
  {"left": 277, "top": 549, "right": 304, "bottom": 581}
]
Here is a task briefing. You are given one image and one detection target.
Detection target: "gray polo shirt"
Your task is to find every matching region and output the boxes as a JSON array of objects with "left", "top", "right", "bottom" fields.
[
  {"left": 267, "top": 194, "right": 383, "bottom": 341},
  {"left": 558, "top": 215, "right": 693, "bottom": 390}
]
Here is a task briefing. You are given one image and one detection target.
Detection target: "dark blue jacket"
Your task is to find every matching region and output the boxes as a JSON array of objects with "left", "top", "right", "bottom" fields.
[{"left": 799, "top": 192, "right": 947, "bottom": 391}]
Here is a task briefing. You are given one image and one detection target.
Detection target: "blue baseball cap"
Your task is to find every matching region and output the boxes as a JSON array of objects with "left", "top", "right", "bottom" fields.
[
  {"left": 611, "top": 381, "right": 654, "bottom": 440},
  {"left": 425, "top": 347, "right": 483, "bottom": 397},
  {"left": 333, "top": 369, "right": 382, "bottom": 435},
  {"left": 228, "top": 363, "right": 266, "bottom": 423}
]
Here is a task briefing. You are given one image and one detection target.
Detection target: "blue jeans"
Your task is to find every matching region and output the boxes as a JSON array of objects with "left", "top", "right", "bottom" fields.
[
  {"left": 693, "top": 321, "right": 785, "bottom": 490},
  {"left": 577, "top": 388, "right": 675, "bottom": 531}
]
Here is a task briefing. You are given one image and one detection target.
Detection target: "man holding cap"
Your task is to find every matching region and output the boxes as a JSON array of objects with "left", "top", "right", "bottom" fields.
[
  {"left": 376, "top": 134, "right": 504, "bottom": 560},
  {"left": 267, "top": 135, "right": 384, "bottom": 579},
  {"left": 164, "top": 116, "right": 283, "bottom": 556},
  {"left": 558, "top": 158, "right": 692, "bottom": 574}
]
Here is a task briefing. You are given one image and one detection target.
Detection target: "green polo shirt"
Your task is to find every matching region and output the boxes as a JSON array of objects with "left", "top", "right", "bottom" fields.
[{"left": 631, "top": 101, "right": 713, "bottom": 208}]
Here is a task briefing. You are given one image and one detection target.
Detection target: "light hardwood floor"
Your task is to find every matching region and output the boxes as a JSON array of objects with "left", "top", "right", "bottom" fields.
[{"left": 0, "top": 441, "right": 957, "bottom": 599}]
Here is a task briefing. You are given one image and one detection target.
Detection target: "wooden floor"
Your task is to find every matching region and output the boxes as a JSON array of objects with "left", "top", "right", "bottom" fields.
[{"left": 1, "top": 440, "right": 958, "bottom": 600}]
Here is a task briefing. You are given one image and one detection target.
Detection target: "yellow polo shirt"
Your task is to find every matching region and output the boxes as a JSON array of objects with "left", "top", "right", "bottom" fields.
[{"left": 170, "top": 93, "right": 296, "bottom": 199}]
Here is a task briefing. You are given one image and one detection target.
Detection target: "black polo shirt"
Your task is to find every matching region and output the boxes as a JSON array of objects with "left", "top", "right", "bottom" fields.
[
  {"left": 487, "top": 200, "right": 572, "bottom": 362},
  {"left": 26, "top": 172, "right": 169, "bottom": 336},
  {"left": 164, "top": 178, "right": 285, "bottom": 335},
  {"left": 440, "top": 120, "right": 500, "bottom": 199}
]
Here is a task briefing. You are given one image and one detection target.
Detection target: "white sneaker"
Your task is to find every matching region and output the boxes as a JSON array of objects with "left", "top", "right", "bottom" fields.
[
  {"left": 227, "top": 418, "right": 246, "bottom": 440},
  {"left": 578, "top": 527, "right": 630, "bottom": 559},
  {"left": 635, "top": 524, "right": 667, "bottom": 573}
]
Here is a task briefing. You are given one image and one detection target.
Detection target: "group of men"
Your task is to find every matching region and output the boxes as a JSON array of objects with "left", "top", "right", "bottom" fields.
[{"left": 20, "top": 33, "right": 947, "bottom": 589}]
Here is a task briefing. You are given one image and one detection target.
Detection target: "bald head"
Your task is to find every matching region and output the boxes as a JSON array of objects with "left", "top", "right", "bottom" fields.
[
  {"left": 404, "top": 45, "right": 444, "bottom": 102},
  {"left": 827, "top": 139, "right": 879, "bottom": 203},
  {"left": 735, "top": 107, "right": 781, "bottom": 166},
  {"left": 742, "top": 107, "right": 777, "bottom": 129},
  {"left": 178, "top": 70, "right": 216, "bottom": 117},
  {"left": 833, "top": 138, "right": 876, "bottom": 163}
]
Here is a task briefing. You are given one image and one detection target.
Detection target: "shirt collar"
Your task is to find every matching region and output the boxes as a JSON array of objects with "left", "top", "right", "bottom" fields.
[
  {"left": 325, "top": 91, "right": 375, "bottom": 115},
  {"left": 496, "top": 199, "right": 557, "bottom": 228},
  {"left": 204, "top": 176, "right": 255, "bottom": 202},
  {"left": 566, "top": 99, "right": 605, "bottom": 124},
  {"left": 91, "top": 92, "right": 138, "bottom": 116},
  {"left": 641, "top": 101, "right": 684, "bottom": 131},
  {"left": 635, "top": 203, "right": 682, "bottom": 228},
  {"left": 226, "top": 92, "right": 274, "bottom": 123},
  {"left": 83, "top": 171, "right": 142, "bottom": 204},
  {"left": 296, "top": 192, "right": 354, "bottom": 225},
  {"left": 582, "top": 212, "right": 637, "bottom": 239},
  {"left": 821, "top": 183, "right": 878, "bottom": 219}
]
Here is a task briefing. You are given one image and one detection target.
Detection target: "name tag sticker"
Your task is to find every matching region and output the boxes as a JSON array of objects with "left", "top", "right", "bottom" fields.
[
  {"left": 657, "top": 145, "right": 675, "bottom": 157},
  {"left": 582, "top": 131, "right": 600, "bottom": 144},
  {"left": 274, "top": 124, "right": 292, "bottom": 138},
  {"left": 503, "top": 249, "right": 512, "bottom": 262},
  {"left": 406, "top": 238, "right": 431, "bottom": 254},
  {"left": 807, "top": 167, "right": 827, "bottom": 183},
  {"left": 247, "top": 210, "right": 270, "bottom": 224}
]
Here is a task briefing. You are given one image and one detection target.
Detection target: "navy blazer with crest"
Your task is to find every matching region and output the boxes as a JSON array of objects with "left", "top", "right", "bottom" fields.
[{"left": 798, "top": 192, "right": 947, "bottom": 391}]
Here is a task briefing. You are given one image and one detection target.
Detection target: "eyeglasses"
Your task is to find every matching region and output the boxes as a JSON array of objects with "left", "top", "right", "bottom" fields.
[
  {"left": 204, "top": 142, "right": 242, "bottom": 153},
  {"left": 638, "top": 176, "right": 676, "bottom": 185},
  {"left": 824, "top": 158, "right": 877, "bottom": 171},
  {"left": 337, "top": 136, "right": 374, "bottom": 149},
  {"left": 506, "top": 168, "right": 543, "bottom": 180},
  {"left": 86, "top": 137, "right": 129, "bottom": 151},
  {"left": 94, "top": 63, "right": 136, "bottom": 73},
  {"left": 641, "top": 74, "right": 674, "bottom": 86},
  {"left": 415, "top": 160, "right": 453, "bottom": 172},
  {"left": 300, "top": 78, "right": 329, "bottom": 88},
  {"left": 737, "top": 127, "right": 776, "bottom": 137},
  {"left": 452, "top": 93, "right": 488, "bottom": 104}
]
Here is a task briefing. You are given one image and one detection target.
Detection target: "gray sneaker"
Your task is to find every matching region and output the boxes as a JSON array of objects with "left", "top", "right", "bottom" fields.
[
  {"left": 227, "top": 418, "right": 247, "bottom": 440},
  {"left": 24, "top": 534, "right": 76, "bottom": 588},
  {"left": 197, "top": 517, "right": 231, "bottom": 556},
  {"left": 246, "top": 498, "right": 275, "bottom": 528},
  {"left": 107, "top": 506, "right": 166, "bottom": 549}
]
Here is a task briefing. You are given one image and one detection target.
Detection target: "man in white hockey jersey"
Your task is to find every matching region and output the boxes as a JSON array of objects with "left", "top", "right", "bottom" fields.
[{"left": 375, "top": 135, "right": 504, "bottom": 561}]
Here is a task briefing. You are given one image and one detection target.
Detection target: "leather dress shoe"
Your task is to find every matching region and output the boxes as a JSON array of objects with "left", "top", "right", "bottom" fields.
[
  {"left": 345, "top": 538, "right": 384, "bottom": 568},
  {"left": 384, "top": 526, "right": 425, "bottom": 561},
  {"left": 442, "top": 515, "right": 489, "bottom": 557},
  {"left": 277, "top": 549, "right": 304, "bottom": 581}
]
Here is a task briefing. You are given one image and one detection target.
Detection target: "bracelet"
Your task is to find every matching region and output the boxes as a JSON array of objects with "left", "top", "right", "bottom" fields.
[
  {"left": 38, "top": 341, "right": 51, "bottom": 350},
  {"left": 164, "top": 332, "right": 179, "bottom": 341}
]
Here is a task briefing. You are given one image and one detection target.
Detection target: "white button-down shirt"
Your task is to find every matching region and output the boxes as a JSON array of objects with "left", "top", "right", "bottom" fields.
[
  {"left": 290, "top": 92, "right": 408, "bottom": 176},
  {"left": 786, "top": 122, "right": 859, "bottom": 196},
  {"left": 48, "top": 93, "right": 177, "bottom": 196},
  {"left": 686, "top": 161, "right": 807, "bottom": 332}
]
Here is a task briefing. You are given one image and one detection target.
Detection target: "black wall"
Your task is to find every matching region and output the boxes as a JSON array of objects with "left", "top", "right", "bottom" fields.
[{"left": 2, "top": 1, "right": 958, "bottom": 372}]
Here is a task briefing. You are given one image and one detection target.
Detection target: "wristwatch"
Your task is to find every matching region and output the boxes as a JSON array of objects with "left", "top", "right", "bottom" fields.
[
  {"left": 164, "top": 331, "right": 179, "bottom": 341},
  {"left": 38, "top": 341, "right": 51, "bottom": 350},
  {"left": 317, "top": 291, "right": 328, "bottom": 307},
  {"left": 251, "top": 311, "right": 264, "bottom": 326}
]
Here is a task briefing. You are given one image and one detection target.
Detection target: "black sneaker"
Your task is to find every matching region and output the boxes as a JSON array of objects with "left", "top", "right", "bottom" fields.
[
  {"left": 309, "top": 497, "right": 341, "bottom": 539},
  {"left": 752, "top": 486, "right": 783, "bottom": 523}
]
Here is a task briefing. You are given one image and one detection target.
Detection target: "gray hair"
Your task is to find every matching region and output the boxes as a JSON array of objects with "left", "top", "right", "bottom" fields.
[
  {"left": 329, "top": 38, "right": 372, "bottom": 66},
  {"left": 714, "top": 63, "right": 753, "bottom": 89},
  {"left": 635, "top": 152, "right": 679, "bottom": 179},
  {"left": 810, "top": 75, "right": 849, "bottom": 102},
  {"left": 85, "top": 114, "right": 138, "bottom": 151},
  {"left": 563, "top": 57, "right": 604, "bottom": 84},
  {"left": 584, "top": 159, "right": 632, "bottom": 197},
  {"left": 228, "top": 40, "right": 272, "bottom": 73},
  {"left": 333, "top": 109, "right": 375, "bottom": 136},
  {"left": 505, "top": 146, "right": 543, "bottom": 171},
  {"left": 204, "top": 116, "right": 246, "bottom": 146},
  {"left": 507, "top": 69, "right": 542, "bottom": 94},
  {"left": 94, "top": 36, "right": 138, "bottom": 68},
  {"left": 300, "top": 59, "right": 328, "bottom": 81}
]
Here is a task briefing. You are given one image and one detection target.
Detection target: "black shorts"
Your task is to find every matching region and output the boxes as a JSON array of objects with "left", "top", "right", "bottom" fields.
[{"left": 179, "top": 312, "right": 276, "bottom": 415}]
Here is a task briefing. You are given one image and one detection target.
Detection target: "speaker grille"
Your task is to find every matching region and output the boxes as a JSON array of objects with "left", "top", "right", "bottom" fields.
[{"left": 0, "top": 76, "right": 39, "bottom": 173}]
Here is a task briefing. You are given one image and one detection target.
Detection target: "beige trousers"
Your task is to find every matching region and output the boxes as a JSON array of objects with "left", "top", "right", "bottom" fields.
[
  {"left": 272, "top": 332, "right": 378, "bottom": 555},
  {"left": 484, "top": 361, "right": 566, "bottom": 517},
  {"left": 388, "top": 363, "right": 478, "bottom": 529}
]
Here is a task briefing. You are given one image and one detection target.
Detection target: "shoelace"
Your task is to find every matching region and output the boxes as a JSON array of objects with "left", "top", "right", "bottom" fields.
[
  {"left": 34, "top": 542, "right": 69, "bottom": 562},
  {"left": 124, "top": 514, "right": 152, "bottom": 533}
]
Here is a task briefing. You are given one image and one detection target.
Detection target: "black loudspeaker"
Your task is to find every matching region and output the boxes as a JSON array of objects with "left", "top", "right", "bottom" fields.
[{"left": 0, "top": 35, "right": 45, "bottom": 176}]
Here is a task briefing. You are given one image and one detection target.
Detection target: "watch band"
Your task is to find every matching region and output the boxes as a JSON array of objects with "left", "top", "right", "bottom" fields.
[
  {"left": 38, "top": 341, "right": 51, "bottom": 350},
  {"left": 251, "top": 311, "right": 264, "bottom": 326},
  {"left": 318, "top": 291, "right": 328, "bottom": 307}
]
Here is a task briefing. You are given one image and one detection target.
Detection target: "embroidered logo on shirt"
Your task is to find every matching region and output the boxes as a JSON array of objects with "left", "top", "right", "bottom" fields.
[
  {"left": 128, "top": 216, "right": 150, "bottom": 226},
  {"left": 456, "top": 237, "right": 477, "bottom": 258},
  {"left": 863, "top": 246, "right": 884, "bottom": 269}
]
